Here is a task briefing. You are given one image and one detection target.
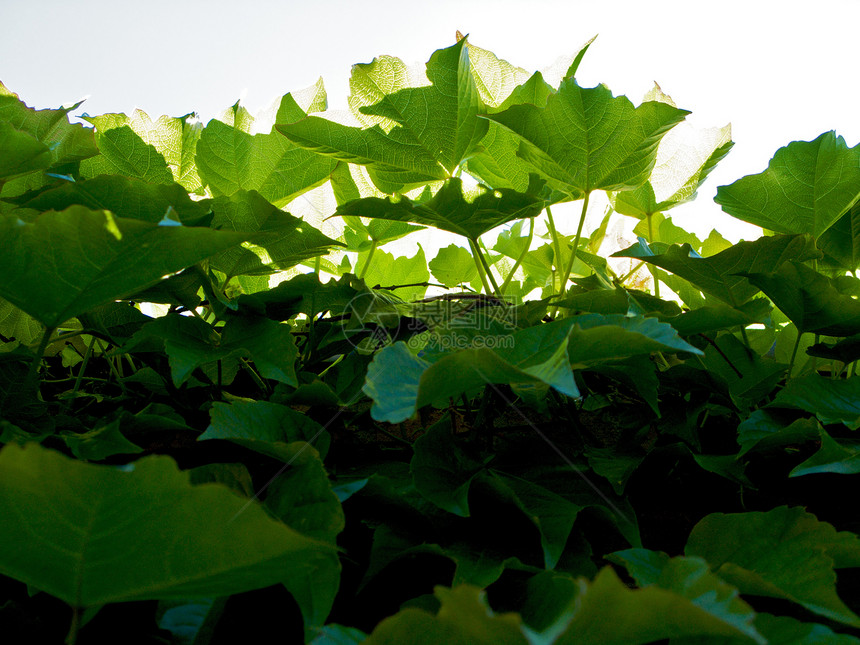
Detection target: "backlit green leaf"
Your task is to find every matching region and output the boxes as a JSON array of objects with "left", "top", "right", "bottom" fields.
[
  {"left": 280, "top": 40, "right": 487, "bottom": 193},
  {"left": 715, "top": 132, "right": 860, "bottom": 239},
  {"left": 769, "top": 374, "right": 860, "bottom": 429},
  {"left": 196, "top": 116, "right": 337, "bottom": 206},
  {"left": 0, "top": 206, "right": 249, "bottom": 328},
  {"left": 208, "top": 190, "right": 341, "bottom": 278},
  {"left": 487, "top": 79, "right": 689, "bottom": 198}
]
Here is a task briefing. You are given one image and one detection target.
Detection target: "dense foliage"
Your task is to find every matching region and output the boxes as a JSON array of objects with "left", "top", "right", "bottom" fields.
[{"left": 2, "top": 35, "right": 860, "bottom": 644}]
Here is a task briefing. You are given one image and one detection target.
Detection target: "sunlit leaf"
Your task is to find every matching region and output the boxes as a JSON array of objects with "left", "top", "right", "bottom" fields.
[
  {"left": 486, "top": 79, "right": 689, "bottom": 198},
  {"left": 0, "top": 206, "right": 249, "bottom": 328},
  {"left": 715, "top": 132, "right": 860, "bottom": 239}
]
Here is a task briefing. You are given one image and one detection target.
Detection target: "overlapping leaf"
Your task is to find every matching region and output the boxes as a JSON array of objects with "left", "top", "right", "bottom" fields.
[
  {"left": 79, "top": 109, "right": 203, "bottom": 191},
  {"left": 278, "top": 40, "right": 487, "bottom": 193},
  {"left": 207, "top": 189, "right": 341, "bottom": 277},
  {"left": 741, "top": 261, "right": 860, "bottom": 336},
  {"left": 615, "top": 234, "right": 820, "bottom": 306},
  {"left": 0, "top": 206, "right": 249, "bottom": 328},
  {"left": 336, "top": 177, "right": 544, "bottom": 240},
  {"left": 18, "top": 174, "right": 211, "bottom": 224}
]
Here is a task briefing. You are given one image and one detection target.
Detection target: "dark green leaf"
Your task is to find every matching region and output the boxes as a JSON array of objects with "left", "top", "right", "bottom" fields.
[
  {"left": 410, "top": 420, "right": 485, "bottom": 516},
  {"left": 336, "top": 178, "right": 544, "bottom": 240},
  {"left": 201, "top": 399, "right": 330, "bottom": 461},
  {"left": 741, "top": 261, "right": 860, "bottom": 336},
  {"left": 686, "top": 507, "right": 860, "bottom": 626},
  {"left": 0, "top": 443, "right": 335, "bottom": 608},
  {"left": 614, "top": 234, "right": 820, "bottom": 306},
  {"left": 769, "top": 374, "right": 860, "bottom": 429},
  {"left": 363, "top": 584, "right": 528, "bottom": 645}
]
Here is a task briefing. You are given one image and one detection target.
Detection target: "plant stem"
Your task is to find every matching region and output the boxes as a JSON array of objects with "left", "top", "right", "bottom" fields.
[
  {"left": 545, "top": 204, "right": 564, "bottom": 293},
  {"left": 24, "top": 325, "right": 55, "bottom": 393},
  {"left": 358, "top": 241, "right": 377, "bottom": 280},
  {"left": 557, "top": 192, "right": 591, "bottom": 297},
  {"left": 65, "top": 606, "right": 80, "bottom": 645},
  {"left": 788, "top": 329, "right": 803, "bottom": 377},
  {"left": 646, "top": 213, "right": 660, "bottom": 297},
  {"left": 468, "top": 238, "right": 495, "bottom": 296},
  {"left": 499, "top": 217, "right": 535, "bottom": 295},
  {"left": 71, "top": 336, "right": 97, "bottom": 399}
]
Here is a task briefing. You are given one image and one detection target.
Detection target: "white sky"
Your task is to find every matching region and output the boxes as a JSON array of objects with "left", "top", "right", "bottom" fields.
[{"left": 3, "top": 0, "right": 860, "bottom": 244}]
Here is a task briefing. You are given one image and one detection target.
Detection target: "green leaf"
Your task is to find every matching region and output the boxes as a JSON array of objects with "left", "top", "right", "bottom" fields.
[
  {"left": 0, "top": 82, "right": 98, "bottom": 167},
  {"left": 769, "top": 374, "right": 860, "bottom": 429},
  {"left": 208, "top": 190, "right": 341, "bottom": 278},
  {"left": 363, "top": 584, "right": 528, "bottom": 645},
  {"left": 410, "top": 419, "right": 486, "bottom": 517},
  {"left": 686, "top": 507, "right": 860, "bottom": 626},
  {"left": 715, "top": 132, "right": 860, "bottom": 239},
  {"left": 263, "top": 442, "right": 343, "bottom": 637},
  {"left": 667, "top": 299, "right": 772, "bottom": 336},
  {"left": 359, "top": 246, "right": 430, "bottom": 302},
  {"left": 0, "top": 206, "right": 249, "bottom": 328},
  {"left": 614, "top": 234, "right": 821, "bottom": 306},
  {"left": 490, "top": 471, "right": 582, "bottom": 569},
  {"left": 542, "top": 566, "right": 764, "bottom": 645},
  {"left": 0, "top": 297, "right": 42, "bottom": 344},
  {"left": 466, "top": 74, "right": 556, "bottom": 191},
  {"left": 0, "top": 443, "right": 335, "bottom": 608},
  {"left": 81, "top": 124, "right": 174, "bottom": 184},
  {"left": 561, "top": 314, "right": 703, "bottom": 367},
  {"left": 220, "top": 315, "right": 300, "bottom": 386},
  {"left": 701, "top": 333, "right": 787, "bottom": 406},
  {"left": 736, "top": 411, "right": 821, "bottom": 456},
  {"left": 429, "top": 245, "right": 482, "bottom": 290},
  {"left": 279, "top": 40, "right": 487, "bottom": 193},
  {"left": 0, "top": 122, "right": 52, "bottom": 180},
  {"left": 196, "top": 116, "right": 337, "bottom": 206},
  {"left": 336, "top": 177, "right": 545, "bottom": 240},
  {"left": 741, "top": 261, "right": 860, "bottom": 336},
  {"left": 60, "top": 421, "right": 144, "bottom": 461},
  {"left": 19, "top": 174, "right": 211, "bottom": 224},
  {"left": 672, "top": 612, "right": 860, "bottom": 644},
  {"left": 363, "top": 329, "right": 578, "bottom": 423},
  {"left": 201, "top": 399, "right": 330, "bottom": 461},
  {"left": 607, "top": 550, "right": 764, "bottom": 643},
  {"left": 819, "top": 201, "right": 860, "bottom": 271},
  {"left": 790, "top": 429, "right": 860, "bottom": 477},
  {"left": 611, "top": 120, "right": 733, "bottom": 218},
  {"left": 80, "top": 110, "right": 204, "bottom": 191},
  {"left": 310, "top": 625, "right": 368, "bottom": 645},
  {"left": 486, "top": 79, "right": 689, "bottom": 198}
]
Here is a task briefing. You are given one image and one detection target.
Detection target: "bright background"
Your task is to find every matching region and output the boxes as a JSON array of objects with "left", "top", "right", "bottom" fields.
[{"left": 2, "top": 0, "right": 859, "bottom": 244}]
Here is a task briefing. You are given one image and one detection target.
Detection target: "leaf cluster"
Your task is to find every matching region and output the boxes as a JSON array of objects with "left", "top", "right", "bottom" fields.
[{"left": 1, "top": 36, "right": 860, "bottom": 644}]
